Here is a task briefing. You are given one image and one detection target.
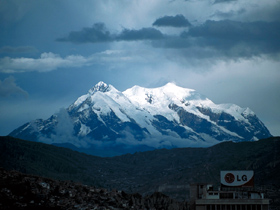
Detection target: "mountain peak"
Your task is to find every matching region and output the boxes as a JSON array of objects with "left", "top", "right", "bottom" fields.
[
  {"left": 159, "top": 82, "right": 196, "bottom": 97},
  {"left": 123, "top": 82, "right": 207, "bottom": 108},
  {"left": 88, "top": 81, "right": 113, "bottom": 94},
  {"left": 9, "top": 82, "right": 272, "bottom": 156},
  {"left": 162, "top": 82, "right": 186, "bottom": 89}
]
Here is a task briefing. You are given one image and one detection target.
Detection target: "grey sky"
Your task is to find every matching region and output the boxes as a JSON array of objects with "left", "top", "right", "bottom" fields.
[{"left": 0, "top": 0, "right": 279, "bottom": 136}]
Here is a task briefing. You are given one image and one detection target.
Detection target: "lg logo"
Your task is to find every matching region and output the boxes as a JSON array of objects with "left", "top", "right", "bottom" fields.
[
  {"left": 224, "top": 173, "right": 247, "bottom": 183},
  {"left": 224, "top": 173, "right": 235, "bottom": 183}
]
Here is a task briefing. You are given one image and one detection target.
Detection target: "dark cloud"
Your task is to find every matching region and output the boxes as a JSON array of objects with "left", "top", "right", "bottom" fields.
[
  {"left": 179, "top": 20, "right": 280, "bottom": 57},
  {"left": 214, "top": 0, "right": 237, "bottom": 4},
  {"left": 57, "top": 23, "right": 164, "bottom": 43},
  {"left": 152, "top": 14, "right": 191, "bottom": 27},
  {"left": 186, "top": 20, "right": 279, "bottom": 41},
  {"left": 57, "top": 23, "right": 112, "bottom": 43},
  {"left": 150, "top": 19, "right": 280, "bottom": 59},
  {"left": 0, "top": 76, "right": 28, "bottom": 98},
  {"left": 58, "top": 20, "right": 280, "bottom": 59},
  {"left": 117, "top": 28, "right": 164, "bottom": 41},
  {"left": 0, "top": 46, "right": 37, "bottom": 54}
]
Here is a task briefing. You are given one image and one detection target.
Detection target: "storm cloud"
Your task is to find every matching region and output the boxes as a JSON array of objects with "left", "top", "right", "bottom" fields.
[
  {"left": 57, "top": 19, "right": 280, "bottom": 59},
  {"left": 117, "top": 28, "right": 164, "bottom": 41},
  {"left": 186, "top": 20, "right": 280, "bottom": 42},
  {"left": 179, "top": 20, "right": 280, "bottom": 58},
  {"left": 152, "top": 14, "right": 191, "bottom": 27},
  {"left": 57, "top": 23, "right": 112, "bottom": 43},
  {"left": 214, "top": 0, "right": 237, "bottom": 4},
  {"left": 57, "top": 23, "right": 164, "bottom": 43}
]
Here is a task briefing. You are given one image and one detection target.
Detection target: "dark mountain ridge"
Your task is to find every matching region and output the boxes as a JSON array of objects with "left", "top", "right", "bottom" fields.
[{"left": 1, "top": 136, "right": 279, "bottom": 204}]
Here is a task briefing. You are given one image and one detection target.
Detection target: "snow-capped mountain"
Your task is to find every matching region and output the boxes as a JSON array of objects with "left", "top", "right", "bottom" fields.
[{"left": 9, "top": 81, "right": 272, "bottom": 156}]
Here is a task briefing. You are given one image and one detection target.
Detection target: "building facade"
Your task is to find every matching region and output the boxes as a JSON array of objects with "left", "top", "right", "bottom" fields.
[{"left": 189, "top": 171, "right": 269, "bottom": 210}]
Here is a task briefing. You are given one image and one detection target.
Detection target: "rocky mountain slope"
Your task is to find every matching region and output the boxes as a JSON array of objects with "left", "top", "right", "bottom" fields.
[{"left": 9, "top": 82, "right": 271, "bottom": 156}]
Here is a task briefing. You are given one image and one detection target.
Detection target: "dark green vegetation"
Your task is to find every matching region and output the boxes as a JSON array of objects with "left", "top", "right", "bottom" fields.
[{"left": 1, "top": 136, "right": 279, "bottom": 204}]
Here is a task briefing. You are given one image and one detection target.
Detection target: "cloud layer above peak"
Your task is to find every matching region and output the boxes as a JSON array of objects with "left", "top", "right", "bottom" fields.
[{"left": 56, "top": 18, "right": 280, "bottom": 60}]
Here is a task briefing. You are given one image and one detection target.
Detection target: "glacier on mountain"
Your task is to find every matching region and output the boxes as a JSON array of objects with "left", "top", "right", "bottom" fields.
[{"left": 9, "top": 81, "right": 272, "bottom": 156}]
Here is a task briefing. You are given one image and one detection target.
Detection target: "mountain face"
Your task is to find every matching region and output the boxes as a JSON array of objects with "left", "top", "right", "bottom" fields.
[{"left": 9, "top": 81, "right": 271, "bottom": 156}]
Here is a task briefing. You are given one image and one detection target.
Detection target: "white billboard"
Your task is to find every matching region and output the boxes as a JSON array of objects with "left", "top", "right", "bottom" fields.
[{"left": 221, "top": 171, "right": 254, "bottom": 187}]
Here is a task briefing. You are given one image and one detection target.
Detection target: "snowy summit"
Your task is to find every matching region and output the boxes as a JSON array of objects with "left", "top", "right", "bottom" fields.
[{"left": 10, "top": 81, "right": 272, "bottom": 156}]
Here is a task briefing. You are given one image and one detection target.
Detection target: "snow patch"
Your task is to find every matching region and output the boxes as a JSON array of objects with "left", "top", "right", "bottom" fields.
[
  {"left": 78, "top": 123, "right": 92, "bottom": 136},
  {"left": 73, "top": 94, "right": 88, "bottom": 107}
]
